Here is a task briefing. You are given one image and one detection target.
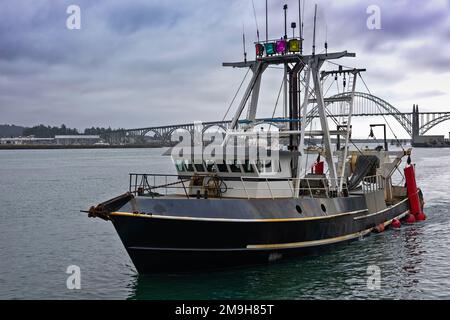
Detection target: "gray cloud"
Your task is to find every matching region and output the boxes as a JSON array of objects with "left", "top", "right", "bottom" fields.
[
  {"left": 0, "top": 0, "right": 449, "bottom": 138},
  {"left": 412, "top": 90, "right": 447, "bottom": 99}
]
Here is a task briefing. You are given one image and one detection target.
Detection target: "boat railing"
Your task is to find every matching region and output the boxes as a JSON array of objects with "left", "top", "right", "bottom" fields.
[
  {"left": 362, "top": 175, "right": 385, "bottom": 193},
  {"left": 239, "top": 176, "right": 348, "bottom": 199},
  {"left": 297, "top": 177, "right": 348, "bottom": 199},
  {"left": 129, "top": 173, "right": 349, "bottom": 199},
  {"left": 129, "top": 173, "right": 192, "bottom": 198},
  {"left": 129, "top": 173, "right": 231, "bottom": 199}
]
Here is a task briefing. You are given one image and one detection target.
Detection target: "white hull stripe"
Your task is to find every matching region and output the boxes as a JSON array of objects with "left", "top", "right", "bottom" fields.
[
  {"left": 110, "top": 208, "right": 368, "bottom": 222},
  {"left": 246, "top": 210, "right": 409, "bottom": 250},
  {"left": 353, "top": 198, "right": 408, "bottom": 220},
  {"left": 110, "top": 198, "right": 408, "bottom": 223}
]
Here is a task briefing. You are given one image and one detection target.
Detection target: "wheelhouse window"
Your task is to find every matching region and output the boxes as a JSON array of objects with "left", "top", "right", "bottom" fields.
[
  {"left": 255, "top": 160, "right": 281, "bottom": 173},
  {"left": 205, "top": 160, "right": 215, "bottom": 172},
  {"left": 243, "top": 160, "right": 255, "bottom": 173},
  {"left": 194, "top": 163, "right": 205, "bottom": 172},
  {"left": 216, "top": 163, "right": 229, "bottom": 173},
  {"left": 265, "top": 160, "right": 281, "bottom": 173},
  {"left": 228, "top": 161, "right": 242, "bottom": 173},
  {"left": 255, "top": 160, "right": 263, "bottom": 173},
  {"left": 175, "top": 160, "right": 185, "bottom": 172},
  {"left": 184, "top": 161, "right": 194, "bottom": 172}
]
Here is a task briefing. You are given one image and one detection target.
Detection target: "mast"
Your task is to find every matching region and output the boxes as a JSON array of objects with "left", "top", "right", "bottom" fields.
[
  {"left": 312, "top": 4, "right": 317, "bottom": 56},
  {"left": 242, "top": 24, "right": 247, "bottom": 63},
  {"left": 309, "top": 4, "right": 338, "bottom": 189},
  {"left": 283, "top": 4, "right": 288, "bottom": 120},
  {"left": 339, "top": 70, "right": 357, "bottom": 191},
  {"left": 295, "top": 64, "right": 311, "bottom": 196},
  {"left": 229, "top": 61, "right": 266, "bottom": 129},
  {"left": 265, "top": 0, "right": 268, "bottom": 43},
  {"left": 298, "top": 0, "right": 302, "bottom": 41},
  {"left": 287, "top": 60, "right": 305, "bottom": 182},
  {"left": 223, "top": 2, "right": 356, "bottom": 188},
  {"left": 311, "top": 59, "right": 338, "bottom": 188},
  {"left": 283, "top": 69, "right": 288, "bottom": 119}
]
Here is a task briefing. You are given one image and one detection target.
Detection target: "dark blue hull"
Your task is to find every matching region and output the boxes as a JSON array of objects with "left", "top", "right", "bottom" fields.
[{"left": 109, "top": 197, "right": 410, "bottom": 273}]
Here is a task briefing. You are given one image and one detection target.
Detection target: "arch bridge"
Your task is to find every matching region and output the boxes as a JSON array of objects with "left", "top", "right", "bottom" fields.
[
  {"left": 305, "top": 92, "right": 450, "bottom": 138},
  {"left": 102, "top": 92, "right": 450, "bottom": 144}
]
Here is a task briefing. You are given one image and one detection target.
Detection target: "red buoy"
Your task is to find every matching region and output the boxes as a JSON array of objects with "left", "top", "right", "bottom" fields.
[
  {"left": 374, "top": 223, "right": 385, "bottom": 233},
  {"left": 416, "top": 212, "right": 427, "bottom": 221},
  {"left": 404, "top": 213, "right": 416, "bottom": 224},
  {"left": 391, "top": 218, "right": 401, "bottom": 229},
  {"left": 404, "top": 161, "right": 426, "bottom": 222}
]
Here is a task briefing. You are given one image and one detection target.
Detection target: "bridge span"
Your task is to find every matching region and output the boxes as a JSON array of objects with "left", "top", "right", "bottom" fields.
[{"left": 102, "top": 92, "right": 450, "bottom": 145}]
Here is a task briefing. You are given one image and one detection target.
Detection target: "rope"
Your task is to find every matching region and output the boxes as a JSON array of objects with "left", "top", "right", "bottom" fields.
[
  {"left": 268, "top": 76, "right": 286, "bottom": 131},
  {"left": 222, "top": 68, "right": 251, "bottom": 121}
]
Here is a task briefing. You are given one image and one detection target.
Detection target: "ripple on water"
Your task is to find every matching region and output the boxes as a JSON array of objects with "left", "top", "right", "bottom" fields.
[{"left": 1, "top": 147, "right": 450, "bottom": 299}]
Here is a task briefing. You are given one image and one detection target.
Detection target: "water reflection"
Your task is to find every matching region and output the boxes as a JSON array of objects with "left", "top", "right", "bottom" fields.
[
  {"left": 125, "top": 234, "right": 426, "bottom": 300},
  {"left": 400, "top": 226, "right": 425, "bottom": 290}
]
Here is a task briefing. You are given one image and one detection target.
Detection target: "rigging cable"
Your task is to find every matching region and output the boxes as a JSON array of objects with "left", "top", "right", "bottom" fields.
[
  {"left": 222, "top": 67, "right": 251, "bottom": 121},
  {"left": 326, "top": 60, "right": 406, "bottom": 152},
  {"left": 323, "top": 75, "right": 335, "bottom": 97},
  {"left": 268, "top": 76, "right": 286, "bottom": 131},
  {"left": 323, "top": 72, "right": 367, "bottom": 156},
  {"left": 358, "top": 74, "right": 405, "bottom": 152}
]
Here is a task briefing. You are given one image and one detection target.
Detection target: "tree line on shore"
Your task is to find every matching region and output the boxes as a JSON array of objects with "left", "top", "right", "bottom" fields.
[{"left": 0, "top": 124, "right": 121, "bottom": 138}]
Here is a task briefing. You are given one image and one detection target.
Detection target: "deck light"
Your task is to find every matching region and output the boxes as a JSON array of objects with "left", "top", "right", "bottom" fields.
[
  {"left": 265, "top": 42, "right": 276, "bottom": 55},
  {"left": 288, "top": 39, "right": 300, "bottom": 52},
  {"left": 255, "top": 43, "right": 264, "bottom": 57},
  {"left": 276, "top": 39, "right": 286, "bottom": 53}
]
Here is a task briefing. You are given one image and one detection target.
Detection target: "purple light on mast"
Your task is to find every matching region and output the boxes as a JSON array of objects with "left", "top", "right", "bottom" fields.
[{"left": 276, "top": 40, "right": 286, "bottom": 53}]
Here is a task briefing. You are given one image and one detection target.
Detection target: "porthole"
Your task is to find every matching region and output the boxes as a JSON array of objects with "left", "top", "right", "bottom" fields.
[
  {"left": 321, "top": 204, "right": 327, "bottom": 213},
  {"left": 295, "top": 205, "right": 302, "bottom": 214}
]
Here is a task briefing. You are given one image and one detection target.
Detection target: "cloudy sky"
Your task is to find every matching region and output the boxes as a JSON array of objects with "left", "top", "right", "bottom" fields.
[{"left": 1, "top": 0, "right": 449, "bottom": 138}]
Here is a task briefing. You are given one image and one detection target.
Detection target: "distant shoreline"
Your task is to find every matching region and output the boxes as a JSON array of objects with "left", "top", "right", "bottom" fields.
[{"left": 0, "top": 144, "right": 166, "bottom": 150}]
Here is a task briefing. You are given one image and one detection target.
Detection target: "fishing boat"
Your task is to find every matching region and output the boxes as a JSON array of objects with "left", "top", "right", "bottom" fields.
[{"left": 85, "top": 3, "right": 426, "bottom": 273}]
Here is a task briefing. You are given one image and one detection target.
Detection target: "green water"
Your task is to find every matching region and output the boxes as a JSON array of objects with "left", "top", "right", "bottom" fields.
[{"left": 0, "top": 147, "right": 449, "bottom": 299}]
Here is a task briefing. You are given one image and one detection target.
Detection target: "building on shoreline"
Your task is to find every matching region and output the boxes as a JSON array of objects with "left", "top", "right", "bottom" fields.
[
  {"left": 412, "top": 135, "right": 450, "bottom": 147},
  {"left": 54, "top": 135, "right": 101, "bottom": 145},
  {"left": 1, "top": 135, "right": 102, "bottom": 146},
  {"left": 0, "top": 137, "right": 55, "bottom": 145}
]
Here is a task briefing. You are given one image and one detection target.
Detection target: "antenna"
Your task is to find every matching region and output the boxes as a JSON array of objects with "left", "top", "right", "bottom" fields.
[
  {"left": 283, "top": 4, "right": 288, "bottom": 40},
  {"left": 312, "top": 4, "right": 317, "bottom": 55},
  {"left": 298, "top": 0, "right": 302, "bottom": 40},
  {"left": 325, "top": 24, "right": 328, "bottom": 54},
  {"left": 242, "top": 24, "right": 247, "bottom": 62},
  {"left": 251, "top": 0, "right": 260, "bottom": 42},
  {"left": 302, "top": 0, "right": 306, "bottom": 41},
  {"left": 265, "top": 0, "right": 268, "bottom": 42}
]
